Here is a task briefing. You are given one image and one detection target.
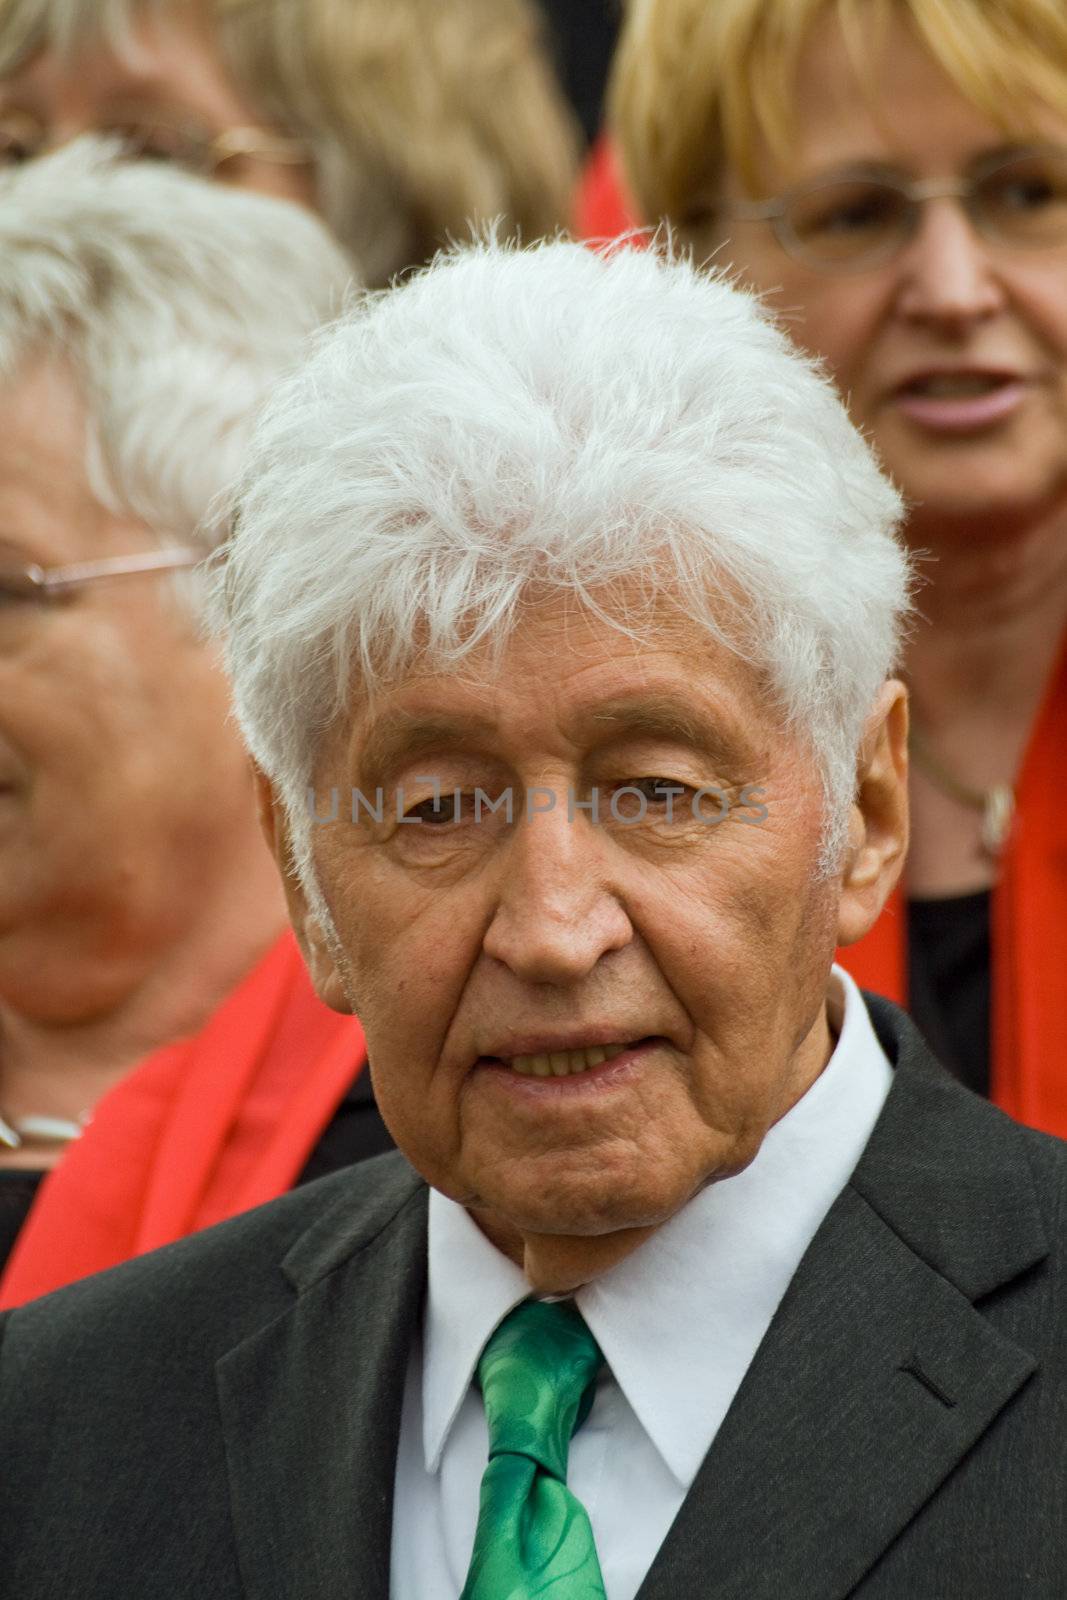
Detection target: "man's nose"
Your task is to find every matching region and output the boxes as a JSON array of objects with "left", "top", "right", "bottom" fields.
[
  {"left": 895, "top": 199, "right": 1005, "bottom": 329},
  {"left": 481, "top": 797, "right": 633, "bottom": 985}
]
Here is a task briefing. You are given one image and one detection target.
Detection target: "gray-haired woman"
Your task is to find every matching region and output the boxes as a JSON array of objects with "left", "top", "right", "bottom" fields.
[{"left": 0, "top": 143, "right": 391, "bottom": 1309}]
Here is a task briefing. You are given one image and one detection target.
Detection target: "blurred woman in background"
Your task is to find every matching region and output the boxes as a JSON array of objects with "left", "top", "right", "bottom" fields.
[
  {"left": 611, "top": 0, "right": 1067, "bottom": 1127},
  {"left": 0, "top": 143, "right": 391, "bottom": 1308},
  {"left": 0, "top": 0, "right": 580, "bottom": 284}
]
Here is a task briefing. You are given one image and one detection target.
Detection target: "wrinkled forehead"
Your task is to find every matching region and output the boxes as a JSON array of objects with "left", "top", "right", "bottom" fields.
[
  {"left": 331, "top": 590, "right": 784, "bottom": 781},
  {"left": 350, "top": 571, "right": 770, "bottom": 700}
]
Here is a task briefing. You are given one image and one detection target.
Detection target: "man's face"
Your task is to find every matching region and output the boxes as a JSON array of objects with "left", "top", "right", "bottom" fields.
[{"left": 291, "top": 594, "right": 857, "bottom": 1270}]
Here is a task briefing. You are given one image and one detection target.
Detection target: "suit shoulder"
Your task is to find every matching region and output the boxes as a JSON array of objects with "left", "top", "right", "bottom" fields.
[
  {"left": 1013, "top": 1120, "right": 1067, "bottom": 1217},
  {"left": 0, "top": 1149, "right": 422, "bottom": 1371}
]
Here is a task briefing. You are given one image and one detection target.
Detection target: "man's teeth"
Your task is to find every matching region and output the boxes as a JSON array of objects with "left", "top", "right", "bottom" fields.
[
  {"left": 908, "top": 374, "right": 1005, "bottom": 397},
  {"left": 507, "top": 1043, "right": 631, "bottom": 1077}
]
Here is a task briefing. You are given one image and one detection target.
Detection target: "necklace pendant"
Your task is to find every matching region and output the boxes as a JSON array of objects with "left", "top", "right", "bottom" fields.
[
  {"left": 981, "top": 784, "right": 1015, "bottom": 857},
  {"left": 0, "top": 1110, "right": 87, "bottom": 1150}
]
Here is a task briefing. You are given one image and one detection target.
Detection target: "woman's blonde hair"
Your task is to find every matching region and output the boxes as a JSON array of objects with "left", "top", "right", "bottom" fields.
[
  {"left": 0, "top": 0, "right": 581, "bottom": 284},
  {"left": 610, "top": 0, "right": 1067, "bottom": 228}
]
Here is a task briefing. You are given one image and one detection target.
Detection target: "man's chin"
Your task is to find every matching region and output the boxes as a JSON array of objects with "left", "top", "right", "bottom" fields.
[
  {"left": 465, "top": 1186, "right": 680, "bottom": 1285},
  {"left": 516, "top": 1221, "right": 665, "bottom": 1293}
]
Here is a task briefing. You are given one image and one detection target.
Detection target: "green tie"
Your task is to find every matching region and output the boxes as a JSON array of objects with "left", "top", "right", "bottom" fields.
[{"left": 460, "top": 1298, "right": 608, "bottom": 1600}]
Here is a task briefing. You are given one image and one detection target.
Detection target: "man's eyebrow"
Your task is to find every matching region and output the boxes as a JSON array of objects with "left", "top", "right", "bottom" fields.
[
  {"left": 356, "top": 712, "right": 498, "bottom": 784},
  {"left": 586, "top": 695, "right": 749, "bottom": 762}
]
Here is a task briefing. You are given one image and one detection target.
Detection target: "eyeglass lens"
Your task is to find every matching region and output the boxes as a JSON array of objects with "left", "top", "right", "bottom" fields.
[
  {"left": 782, "top": 149, "right": 1067, "bottom": 268},
  {"left": 0, "top": 110, "right": 40, "bottom": 166},
  {"left": 0, "top": 569, "right": 43, "bottom": 606},
  {"left": 0, "top": 109, "right": 222, "bottom": 175}
]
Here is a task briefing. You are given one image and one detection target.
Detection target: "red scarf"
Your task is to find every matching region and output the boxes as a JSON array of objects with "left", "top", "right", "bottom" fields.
[
  {"left": 575, "top": 134, "right": 638, "bottom": 239},
  {"left": 0, "top": 931, "right": 366, "bottom": 1309},
  {"left": 842, "top": 636, "right": 1067, "bottom": 1131}
]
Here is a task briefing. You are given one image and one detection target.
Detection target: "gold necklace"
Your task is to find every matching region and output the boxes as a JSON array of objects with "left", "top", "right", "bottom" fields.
[{"left": 908, "top": 725, "right": 1016, "bottom": 857}]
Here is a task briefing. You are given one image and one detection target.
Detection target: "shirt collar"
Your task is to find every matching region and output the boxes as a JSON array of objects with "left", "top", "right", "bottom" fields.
[
  {"left": 422, "top": 966, "right": 892, "bottom": 1481},
  {"left": 423, "top": 1190, "right": 529, "bottom": 1473}
]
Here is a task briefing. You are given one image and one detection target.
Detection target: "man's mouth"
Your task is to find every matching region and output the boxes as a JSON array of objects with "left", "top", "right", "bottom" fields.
[
  {"left": 478, "top": 1036, "right": 659, "bottom": 1079},
  {"left": 503, "top": 1041, "right": 634, "bottom": 1078}
]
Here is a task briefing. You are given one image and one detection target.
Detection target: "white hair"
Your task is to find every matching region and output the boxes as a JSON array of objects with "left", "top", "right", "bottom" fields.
[
  {"left": 0, "top": 137, "right": 358, "bottom": 595},
  {"left": 221, "top": 236, "right": 911, "bottom": 881}
]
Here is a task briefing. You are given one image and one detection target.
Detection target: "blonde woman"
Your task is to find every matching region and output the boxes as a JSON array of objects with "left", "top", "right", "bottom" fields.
[
  {"left": 0, "top": 0, "right": 580, "bottom": 285},
  {"left": 610, "top": 0, "right": 1067, "bottom": 1132}
]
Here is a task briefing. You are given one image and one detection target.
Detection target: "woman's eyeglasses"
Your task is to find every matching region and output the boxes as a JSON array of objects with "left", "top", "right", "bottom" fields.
[
  {"left": 0, "top": 549, "right": 201, "bottom": 613},
  {"left": 0, "top": 105, "right": 308, "bottom": 178},
  {"left": 697, "top": 147, "right": 1067, "bottom": 273}
]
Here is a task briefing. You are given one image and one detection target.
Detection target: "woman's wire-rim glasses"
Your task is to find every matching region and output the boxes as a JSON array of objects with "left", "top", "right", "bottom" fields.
[
  {"left": 697, "top": 145, "right": 1067, "bottom": 273},
  {"left": 0, "top": 548, "right": 202, "bottom": 609},
  {"left": 0, "top": 105, "right": 308, "bottom": 177}
]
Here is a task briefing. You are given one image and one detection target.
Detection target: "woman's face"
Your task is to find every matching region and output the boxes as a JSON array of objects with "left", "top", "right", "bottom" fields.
[
  {"left": 0, "top": 3, "right": 316, "bottom": 206},
  {"left": 0, "top": 361, "right": 260, "bottom": 1016},
  {"left": 712, "top": 14, "right": 1067, "bottom": 537}
]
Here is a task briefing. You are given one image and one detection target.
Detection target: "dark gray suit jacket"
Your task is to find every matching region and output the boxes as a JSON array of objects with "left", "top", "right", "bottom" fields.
[{"left": 2, "top": 997, "right": 1066, "bottom": 1599}]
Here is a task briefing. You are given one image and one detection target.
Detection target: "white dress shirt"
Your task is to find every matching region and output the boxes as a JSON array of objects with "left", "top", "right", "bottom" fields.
[{"left": 390, "top": 967, "right": 893, "bottom": 1600}]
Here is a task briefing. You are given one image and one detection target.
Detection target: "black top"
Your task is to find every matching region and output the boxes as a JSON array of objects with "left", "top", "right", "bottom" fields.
[
  {"left": 0, "top": 1064, "right": 393, "bottom": 1281},
  {"left": 295, "top": 1060, "right": 395, "bottom": 1184},
  {"left": 536, "top": 0, "right": 622, "bottom": 143},
  {"left": 907, "top": 889, "right": 991, "bottom": 1098},
  {"left": 0, "top": 1170, "right": 43, "bottom": 1281}
]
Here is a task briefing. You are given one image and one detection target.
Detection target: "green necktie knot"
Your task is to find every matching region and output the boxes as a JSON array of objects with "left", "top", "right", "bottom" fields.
[
  {"left": 478, "top": 1299, "right": 603, "bottom": 1479},
  {"left": 461, "top": 1299, "right": 608, "bottom": 1600}
]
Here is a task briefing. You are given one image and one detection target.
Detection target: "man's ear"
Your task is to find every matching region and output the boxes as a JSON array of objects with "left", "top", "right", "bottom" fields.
[
  {"left": 252, "top": 766, "right": 352, "bottom": 1014},
  {"left": 836, "top": 680, "right": 909, "bottom": 947}
]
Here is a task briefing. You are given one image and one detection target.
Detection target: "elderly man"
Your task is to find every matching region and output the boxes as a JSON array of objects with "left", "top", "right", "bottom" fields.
[
  {"left": 0, "top": 140, "right": 391, "bottom": 1309},
  {"left": 3, "top": 239, "right": 1066, "bottom": 1599}
]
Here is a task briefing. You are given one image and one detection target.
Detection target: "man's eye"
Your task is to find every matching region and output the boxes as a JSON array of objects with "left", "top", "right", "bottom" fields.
[
  {"left": 628, "top": 777, "right": 687, "bottom": 802},
  {"left": 405, "top": 793, "right": 461, "bottom": 825},
  {"left": 608, "top": 777, "right": 692, "bottom": 819}
]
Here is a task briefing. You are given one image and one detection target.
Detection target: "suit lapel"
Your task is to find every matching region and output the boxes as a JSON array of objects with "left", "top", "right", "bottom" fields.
[
  {"left": 217, "top": 1159, "right": 428, "bottom": 1600},
  {"left": 636, "top": 1184, "right": 1036, "bottom": 1599},
  {"left": 638, "top": 1006, "right": 1048, "bottom": 1600}
]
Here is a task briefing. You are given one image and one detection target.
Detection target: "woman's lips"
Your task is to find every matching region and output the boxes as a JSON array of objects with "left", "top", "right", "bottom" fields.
[{"left": 892, "top": 377, "right": 1028, "bottom": 433}]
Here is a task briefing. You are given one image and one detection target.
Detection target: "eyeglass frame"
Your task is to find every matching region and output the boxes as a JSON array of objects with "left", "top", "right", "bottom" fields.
[
  {"left": 0, "top": 103, "right": 309, "bottom": 178},
  {"left": 0, "top": 548, "right": 202, "bottom": 607},
  {"left": 701, "top": 144, "right": 1067, "bottom": 274}
]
